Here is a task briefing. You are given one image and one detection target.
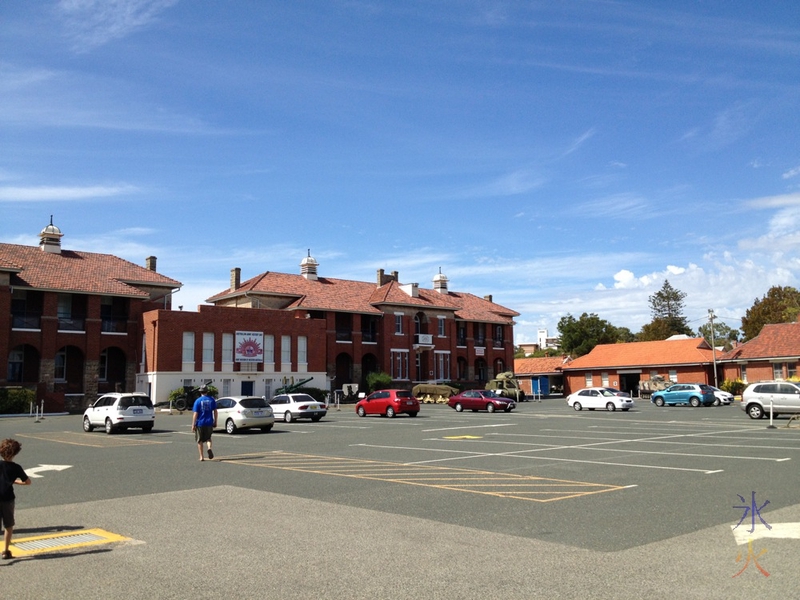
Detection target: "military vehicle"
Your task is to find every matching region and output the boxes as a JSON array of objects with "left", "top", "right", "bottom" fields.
[{"left": 485, "top": 372, "right": 526, "bottom": 402}]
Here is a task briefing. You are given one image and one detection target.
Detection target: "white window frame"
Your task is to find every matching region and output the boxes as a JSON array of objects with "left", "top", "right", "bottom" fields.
[
  {"left": 741, "top": 365, "right": 748, "bottom": 383},
  {"left": 222, "top": 333, "right": 234, "bottom": 364},
  {"left": 668, "top": 370, "right": 678, "bottom": 382},
  {"left": 435, "top": 351, "right": 450, "bottom": 381},
  {"left": 601, "top": 372, "right": 609, "bottom": 386},
  {"left": 391, "top": 349, "right": 409, "bottom": 380},
  {"left": 202, "top": 332, "right": 214, "bottom": 364},
  {"left": 182, "top": 332, "right": 195, "bottom": 363},
  {"left": 584, "top": 373, "right": 592, "bottom": 387},
  {"left": 298, "top": 336, "right": 308, "bottom": 365},
  {"left": 438, "top": 316, "right": 446, "bottom": 337},
  {"left": 264, "top": 335, "right": 275, "bottom": 364},
  {"left": 773, "top": 363, "right": 785, "bottom": 380},
  {"left": 281, "top": 335, "right": 291, "bottom": 367},
  {"left": 395, "top": 313, "right": 403, "bottom": 335}
]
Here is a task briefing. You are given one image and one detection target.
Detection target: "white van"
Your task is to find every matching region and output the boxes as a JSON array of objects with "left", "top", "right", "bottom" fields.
[{"left": 741, "top": 381, "right": 800, "bottom": 419}]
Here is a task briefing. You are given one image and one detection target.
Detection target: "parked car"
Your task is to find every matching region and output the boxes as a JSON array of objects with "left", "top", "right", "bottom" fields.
[
  {"left": 447, "top": 389, "right": 515, "bottom": 413},
  {"left": 566, "top": 388, "right": 635, "bottom": 412},
  {"left": 356, "top": 389, "right": 420, "bottom": 418},
  {"left": 741, "top": 381, "right": 800, "bottom": 419},
  {"left": 651, "top": 384, "right": 715, "bottom": 407},
  {"left": 269, "top": 393, "right": 327, "bottom": 422},
  {"left": 215, "top": 396, "right": 275, "bottom": 434},
  {"left": 708, "top": 386, "right": 734, "bottom": 406},
  {"left": 83, "top": 392, "right": 155, "bottom": 434}
]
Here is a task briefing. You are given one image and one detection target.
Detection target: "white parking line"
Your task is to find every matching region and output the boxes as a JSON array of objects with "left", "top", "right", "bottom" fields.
[{"left": 422, "top": 424, "right": 516, "bottom": 433}]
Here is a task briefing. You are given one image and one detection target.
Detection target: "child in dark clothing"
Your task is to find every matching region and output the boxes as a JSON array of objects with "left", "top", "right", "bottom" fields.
[{"left": 0, "top": 438, "right": 31, "bottom": 559}]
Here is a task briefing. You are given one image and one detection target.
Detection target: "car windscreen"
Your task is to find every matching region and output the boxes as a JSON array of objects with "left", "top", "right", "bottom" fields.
[
  {"left": 119, "top": 396, "right": 153, "bottom": 409},
  {"left": 240, "top": 398, "right": 269, "bottom": 409}
]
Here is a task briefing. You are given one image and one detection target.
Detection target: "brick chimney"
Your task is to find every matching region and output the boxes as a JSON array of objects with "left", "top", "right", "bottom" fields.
[
  {"left": 231, "top": 267, "right": 241, "bottom": 291},
  {"left": 146, "top": 256, "right": 157, "bottom": 271}
]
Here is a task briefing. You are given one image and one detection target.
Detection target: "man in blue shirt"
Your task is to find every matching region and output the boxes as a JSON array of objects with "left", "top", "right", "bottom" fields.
[{"left": 192, "top": 385, "right": 217, "bottom": 461}]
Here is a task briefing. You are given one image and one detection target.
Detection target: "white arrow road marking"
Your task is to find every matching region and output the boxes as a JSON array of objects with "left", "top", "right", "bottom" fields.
[
  {"left": 731, "top": 522, "right": 800, "bottom": 545},
  {"left": 26, "top": 464, "right": 73, "bottom": 479}
]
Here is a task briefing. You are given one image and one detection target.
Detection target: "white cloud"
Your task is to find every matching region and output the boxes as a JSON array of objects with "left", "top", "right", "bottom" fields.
[
  {"left": 0, "top": 185, "right": 139, "bottom": 202},
  {"left": 57, "top": 0, "right": 179, "bottom": 51},
  {"left": 782, "top": 165, "right": 800, "bottom": 180}
]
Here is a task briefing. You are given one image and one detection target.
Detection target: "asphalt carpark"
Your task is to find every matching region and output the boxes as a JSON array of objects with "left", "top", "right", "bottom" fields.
[{"left": 2, "top": 398, "right": 799, "bottom": 599}]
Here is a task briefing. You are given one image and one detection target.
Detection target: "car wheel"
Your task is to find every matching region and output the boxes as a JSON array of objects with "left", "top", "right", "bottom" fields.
[
  {"left": 486, "top": 403, "right": 496, "bottom": 413},
  {"left": 713, "top": 398, "right": 720, "bottom": 406},
  {"left": 408, "top": 412, "right": 418, "bottom": 417},
  {"left": 606, "top": 402, "right": 616, "bottom": 412},
  {"left": 357, "top": 406, "right": 366, "bottom": 417},
  {"left": 454, "top": 403, "right": 463, "bottom": 412},
  {"left": 104, "top": 419, "right": 115, "bottom": 435},
  {"left": 747, "top": 404, "right": 764, "bottom": 419},
  {"left": 386, "top": 406, "right": 396, "bottom": 418},
  {"left": 573, "top": 401, "right": 582, "bottom": 411},
  {"left": 311, "top": 415, "right": 322, "bottom": 422},
  {"left": 225, "top": 419, "right": 237, "bottom": 434},
  {"left": 284, "top": 411, "right": 293, "bottom": 423},
  {"left": 83, "top": 416, "right": 94, "bottom": 432},
  {"left": 690, "top": 397, "right": 701, "bottom": 407},
  {"left": 654, "top": 397, "right": 665, "bottom": 407},
  {"left": 261, "top": 425, "right": 273, "bottom": 432}
]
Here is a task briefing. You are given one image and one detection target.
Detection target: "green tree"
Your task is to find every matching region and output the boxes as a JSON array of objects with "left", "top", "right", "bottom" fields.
[
  {"left": 638, "top": 280, "right": 692, "bottom": 340},
  {"left": 557, "top": 312, "right": 625, "bottom": 357},
  {"left": 741, "top": 286, "right": 800, "bottom": 341},
  {"left": 697, "top": 320, "right": 739, "bottom": 350}
]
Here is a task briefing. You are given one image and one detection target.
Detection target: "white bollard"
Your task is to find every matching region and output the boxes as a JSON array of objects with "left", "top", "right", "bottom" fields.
[{"left": 767, "top": 400, "right": 776, "bottom": 429}]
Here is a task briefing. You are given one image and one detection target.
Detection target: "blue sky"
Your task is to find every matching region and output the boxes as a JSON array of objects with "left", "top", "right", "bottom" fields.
[{"left": 2, "top": 1, "right": 799, "bottom": 344}]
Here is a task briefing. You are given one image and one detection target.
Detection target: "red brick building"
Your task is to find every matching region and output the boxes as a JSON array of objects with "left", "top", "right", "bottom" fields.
[
  {"left": 139, "top": 256, "right": 519, "bottom": 404},
  {"left": 0, "top": 219, "right": 181, "bottom": 409},
  {"left": 720, "top": 321, "right": 800, "bottom": 383},
  {"left": 561, "top": 337, "right": 716, "bottom": 396}
]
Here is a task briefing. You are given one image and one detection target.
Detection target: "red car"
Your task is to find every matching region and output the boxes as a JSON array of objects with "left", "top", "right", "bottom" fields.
[
  {"left": 356, "top": 389, "right": 420, "bottom": 418},
  {"left": 447, "top": 389, "right": 515, "bottom": 413}
]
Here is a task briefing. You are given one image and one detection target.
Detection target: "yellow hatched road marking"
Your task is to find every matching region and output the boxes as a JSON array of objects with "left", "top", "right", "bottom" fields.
[
  {"left": 9, "top": 528, "right": 132, "bottom": 556},
  {"left": 221, "top": 450, "right": 625, "bottom": 502}
]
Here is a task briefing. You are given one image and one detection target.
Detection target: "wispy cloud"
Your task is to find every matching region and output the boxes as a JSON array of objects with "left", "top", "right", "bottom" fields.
[
  {"left": 745, "top": 191, "right": 800, "bottom": 209},
  {"left": 561, "top": 128, "right": 596, "bottom": 157},
  {"left": 783, "top": 165, "right": 800, "bottom": 179},
  {"left": 449, "top": 168, "right": 546, "bottom": 199},
  {"left": 0, "top": 185, "right": 139, "bottom": 202},
  {"left": 57, "top": 0, "right": 179, "bottom": 51}
]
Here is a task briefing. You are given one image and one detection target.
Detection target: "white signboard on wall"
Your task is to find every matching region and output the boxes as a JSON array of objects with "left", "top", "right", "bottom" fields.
[{"left": 235, "top": 331, "right": 264, "bottom": 363}]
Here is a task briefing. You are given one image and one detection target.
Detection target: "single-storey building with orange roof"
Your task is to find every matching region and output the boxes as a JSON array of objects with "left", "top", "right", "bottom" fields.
[
  {"left": 561, "top": 336, "right": 717, "bottom": 397},
  {"left": 514, "top": 356, "right": 571, "bottom": 396},
  {"left": 720, "top": 321, "right": 800, "bottom": 384}
]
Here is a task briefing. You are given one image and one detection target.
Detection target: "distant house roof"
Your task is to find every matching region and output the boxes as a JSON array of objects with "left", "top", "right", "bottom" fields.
[
  {"left": 514, "top": 356, "right": 571, "bottom": 375},
  {"left": 563, "top": 337, "right": 715, "bottom": 370},
  {"left": 722, "top": 322, "right": 800, "bottom": 361},
  {"left": 0, "top": 243, "right": 181, "bottom": 298},
  {"left": 207, "top": 270, "right": 519, "bottom": 324}
]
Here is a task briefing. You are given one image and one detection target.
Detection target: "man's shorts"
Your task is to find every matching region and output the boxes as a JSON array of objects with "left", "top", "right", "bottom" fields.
[
  {"left": 195, "top": 426, "right": 213, "bottom": 443},
  {"left": 0, "top": 501, "right": 15, "bottom": 529}
]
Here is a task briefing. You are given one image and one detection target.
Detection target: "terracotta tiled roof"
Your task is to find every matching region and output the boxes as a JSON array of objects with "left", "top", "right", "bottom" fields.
[
  {"left": 563, "top": 337, "right": 714, "bottom": 370},
  {"left": 207, "top": 271, "right": 519, "bottom": 323},
  {"left": 721, "top": 322, "right": 800, "bottom": 360},
  {"left": 0, "top": 243, "right": 181, "bottom": 297},
  {"left": 514, "top": 356, "right": 571, "bottom": 375}
]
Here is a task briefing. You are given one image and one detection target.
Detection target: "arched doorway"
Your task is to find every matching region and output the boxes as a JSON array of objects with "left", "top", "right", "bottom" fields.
[
  {"left": 361, "top": 353, "right": 379, "bottom": 388},
  {"left": 7, "top": 344, "right": 40, "bottom": 384},
  {"left": 100, "top": 346, "right": 127, "bottom": 394},
  {"left": 474, "top": 359, "right": 487, "bottom": 384},
  {"left": 55, "top": 345, "right": 85, "bottom": 393},
  {"left": 335, "top": 353, "right": 353, "bottom": 391}
]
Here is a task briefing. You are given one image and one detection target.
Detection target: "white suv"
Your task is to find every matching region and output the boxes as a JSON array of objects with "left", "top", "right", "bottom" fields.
[
  {"left": 741, "top": 381, "right": 800, "bottom": 419},
  {"left": 83, "top": 393, "right": 155, "bottom": 434}
]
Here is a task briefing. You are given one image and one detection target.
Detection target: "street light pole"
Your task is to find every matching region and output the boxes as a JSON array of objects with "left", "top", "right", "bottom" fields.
[{"left": 708, "top": 309, "right": 718, "bottom": 388}]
